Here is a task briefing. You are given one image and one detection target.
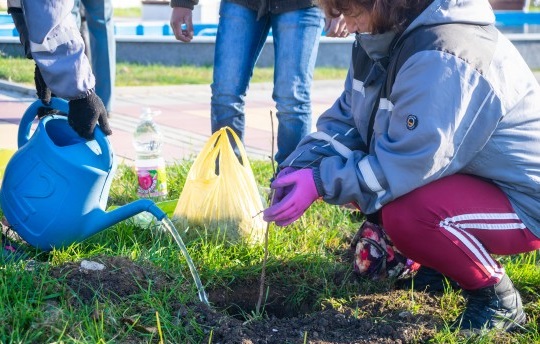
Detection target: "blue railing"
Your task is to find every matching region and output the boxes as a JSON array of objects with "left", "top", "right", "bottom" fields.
[
  {"left": 1, "top": 11, "right": 540, "bottom": 38},
  {"left": 115, "top": 23, "right": 219, "bottom": 37},
  {"left": 495, "top": 11, "right": 540, "bottom": 25}
]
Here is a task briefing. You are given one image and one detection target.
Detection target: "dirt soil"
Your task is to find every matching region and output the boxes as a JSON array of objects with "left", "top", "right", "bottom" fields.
[{"left": 47, "top": 254, "right": 460, "bottom": 344}]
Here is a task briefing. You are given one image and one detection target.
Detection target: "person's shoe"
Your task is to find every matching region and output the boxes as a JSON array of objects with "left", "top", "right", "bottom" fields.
[
  {"left": 451, "top": 274, "right": 526, "bottom": 333},
  {"left": 395, "top": 266, "right": 459, "bottom": 293}
]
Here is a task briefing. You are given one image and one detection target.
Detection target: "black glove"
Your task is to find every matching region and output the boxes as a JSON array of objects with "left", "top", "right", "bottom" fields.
[
  {"left": 34, "top": 65, "right": 51, "bottom": 105},
  {"left": 33, "top": 65, "right": 56, "bottom": 119},
  {"left": 68, "top": 91, "right": 113, "bottom": 140}
]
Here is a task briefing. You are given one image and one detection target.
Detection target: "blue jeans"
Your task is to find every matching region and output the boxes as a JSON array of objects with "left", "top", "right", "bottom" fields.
[
  {"left": 211, "top": 2, "right": 324, "bottom": 165},
  {"left": 72, "top": 0, "right": 116, "bottom": 112}
]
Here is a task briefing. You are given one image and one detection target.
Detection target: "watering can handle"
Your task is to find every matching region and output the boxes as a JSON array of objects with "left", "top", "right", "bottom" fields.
[
  {"left": 93, "top": 120, "right": 113, "bottom": 159},
  {"left": 17, "top": 98, "right": 69, "bottom": 148},
  {"left": 17, "top": 98, "right": 111, "bottom": 157}
]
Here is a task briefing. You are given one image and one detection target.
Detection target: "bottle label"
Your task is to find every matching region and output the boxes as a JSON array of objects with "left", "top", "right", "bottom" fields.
[{"left": 136, "top": 165, "right": 168, "bottom": 198}]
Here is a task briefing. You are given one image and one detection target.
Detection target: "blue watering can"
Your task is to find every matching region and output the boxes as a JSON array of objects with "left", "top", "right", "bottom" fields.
[{"left": 0, "top": 98, "right": 166, "bottom": 251}]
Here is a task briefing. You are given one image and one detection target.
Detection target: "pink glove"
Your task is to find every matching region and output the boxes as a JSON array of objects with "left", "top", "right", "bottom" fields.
[
  {"left": 271, "top": 167, "right": 297, "bottom": 205},
  {"left": 263, "top": 168, "right": 319, "bottom": 226}
]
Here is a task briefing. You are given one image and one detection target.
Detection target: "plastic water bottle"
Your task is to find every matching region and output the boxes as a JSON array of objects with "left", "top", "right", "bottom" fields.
[{"left": 133, "top": 108, "right": 168, "bottom": 199}]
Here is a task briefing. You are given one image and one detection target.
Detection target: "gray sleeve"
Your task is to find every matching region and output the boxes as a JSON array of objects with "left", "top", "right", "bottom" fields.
[
  {"left": 315, "top": 67, "right": 365, "bottom": 151},
  {"left": 22, "top": 0, "right": 95, "bottom": 99},
  {"left": 281, "top": 66, "right": 366, "bottom": 169}
]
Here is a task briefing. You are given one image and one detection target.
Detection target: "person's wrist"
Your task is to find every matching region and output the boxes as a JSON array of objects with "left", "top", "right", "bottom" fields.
[
  {"left": 310, "top": 167, "right": 324, "bottom": 198},
  {"left": 68, "top": 88, "right": 96, "bottom": 102}
]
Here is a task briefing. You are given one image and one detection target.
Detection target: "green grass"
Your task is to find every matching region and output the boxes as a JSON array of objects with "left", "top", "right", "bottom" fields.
[
  {"left": 0, "top": 6, "right": 143, "bottom": 16},
  {"left": 0, "top": 56, "right": 347, "bottom": 86},
  {"left": 1, "top": 160, "right": 540, "bottom": 343},
  {"left": 113, "top": 7, "right": 142, "bottom": 19}
]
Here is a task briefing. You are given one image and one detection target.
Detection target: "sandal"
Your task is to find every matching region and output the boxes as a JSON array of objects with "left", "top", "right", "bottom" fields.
[
  {"left": 1, "top": 219, "right": 29, "bottom": 262},
  {"left": 1, "top": 234, "right": 29, "bottom": 262}
]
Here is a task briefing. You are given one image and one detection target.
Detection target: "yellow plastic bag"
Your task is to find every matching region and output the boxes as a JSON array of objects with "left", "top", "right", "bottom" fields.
[
  {"left": 0, "top": 149, "right": 16, "bottom": 186},
  {"left": 173, "top": 127, "right": 266, "bottom": 243}
]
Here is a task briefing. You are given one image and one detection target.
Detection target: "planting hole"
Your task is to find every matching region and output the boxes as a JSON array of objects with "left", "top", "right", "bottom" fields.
[{"left": 207, "top": 278, "right": 316, "bottom": 319}]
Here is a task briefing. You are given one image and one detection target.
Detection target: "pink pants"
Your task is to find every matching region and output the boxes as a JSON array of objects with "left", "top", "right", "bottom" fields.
[{"left": 381, "top": 174, "right": 540, "bottom": 290}]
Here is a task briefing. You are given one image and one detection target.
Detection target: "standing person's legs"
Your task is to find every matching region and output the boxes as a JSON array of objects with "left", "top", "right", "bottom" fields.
[
  {"left": 82, "top": 0, "right": 116, "bottom": 112},
  {"left": 210, "top": 2, "right": 270, "bottom": 143},
  {"left": 271, "top": 7, "right": 324, "bottom": 164},
  {"left": 71, "top": 0, "right": 91, "bottom": 58}
]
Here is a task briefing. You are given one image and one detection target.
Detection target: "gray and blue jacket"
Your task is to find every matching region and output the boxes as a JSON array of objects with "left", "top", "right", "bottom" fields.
[
  {"left": 282, "top": 0, "right": 540, "bottom": 237},
  {"left": 9, "top": 0, "right": 94, "bottom": 100}
]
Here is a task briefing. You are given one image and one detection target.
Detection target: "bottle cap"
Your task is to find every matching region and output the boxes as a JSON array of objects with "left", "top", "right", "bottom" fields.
[{"left": 141, "top": 107, "right": 162, "bottom": 119}]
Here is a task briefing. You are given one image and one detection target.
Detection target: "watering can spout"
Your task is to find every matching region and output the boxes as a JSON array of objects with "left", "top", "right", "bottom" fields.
[{"left": 87, "top": 199, "right": 167, "bottom": 237}]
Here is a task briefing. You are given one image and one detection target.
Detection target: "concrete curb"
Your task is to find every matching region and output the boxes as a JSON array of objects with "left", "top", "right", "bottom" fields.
[{"left": 0, "top": 79, "right": 36, "bottom": 98}]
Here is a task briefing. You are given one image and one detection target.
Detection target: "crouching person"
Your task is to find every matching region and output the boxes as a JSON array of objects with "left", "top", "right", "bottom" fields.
[{"left": 263, "top": 0, "right": 540, "bottom": 333}]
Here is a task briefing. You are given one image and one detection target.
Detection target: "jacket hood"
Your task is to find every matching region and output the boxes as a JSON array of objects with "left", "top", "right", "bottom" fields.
[
  {"left": 356, "top": 0, "right": 496, "bottom": 60},
  {"left": 405, "top": 0, "right": 495, "bottom": 35}
]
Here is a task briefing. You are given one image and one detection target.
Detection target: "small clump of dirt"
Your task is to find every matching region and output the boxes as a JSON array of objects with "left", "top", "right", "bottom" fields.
[{"left": 49, "top": 255, "right": 172, "bottom": 305}]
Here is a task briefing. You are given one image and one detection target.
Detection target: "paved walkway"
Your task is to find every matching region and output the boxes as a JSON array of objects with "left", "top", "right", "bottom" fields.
[
  {"left": 0, "top": 79, "right": 343, "bottom": 165},
  {"left": 2, "top": 72, "right": 539, "bottom": 166}
]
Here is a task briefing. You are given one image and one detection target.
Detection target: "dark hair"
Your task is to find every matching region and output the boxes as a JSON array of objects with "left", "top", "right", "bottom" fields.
[{"left": 319, "top": 0, "right": 434, "bottom": 34}]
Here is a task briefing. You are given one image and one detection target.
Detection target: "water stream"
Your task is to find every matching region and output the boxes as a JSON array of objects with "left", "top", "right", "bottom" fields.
[{"left": 160, "top": 217, "right": 210, "bottom": 306}]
